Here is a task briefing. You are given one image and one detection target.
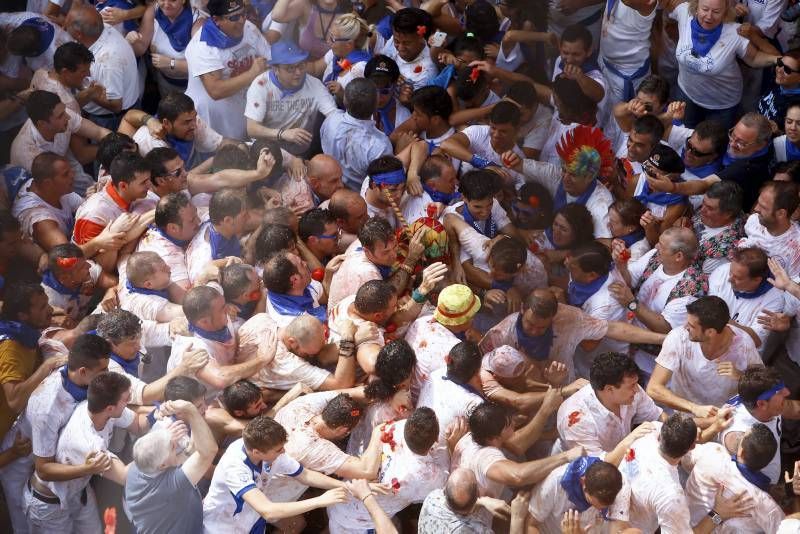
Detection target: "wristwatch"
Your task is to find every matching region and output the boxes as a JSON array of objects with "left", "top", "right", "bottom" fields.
[
  {"left": 708, "top": 510, "right": 723, "bottom": 526},
  {"left": 626, "top": 299, "right": 639, "bottom": 312},
  {"left": 169, "top": 58, "right": 176, "bottom": 70}
]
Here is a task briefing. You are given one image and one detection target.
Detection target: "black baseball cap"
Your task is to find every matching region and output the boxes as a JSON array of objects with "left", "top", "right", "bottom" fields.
[
  {"left": 207, "top": 0, "right": 244, "bottom": 17},
  {"left": 364, "top": 55, "right": 400, "bottom": 84}
]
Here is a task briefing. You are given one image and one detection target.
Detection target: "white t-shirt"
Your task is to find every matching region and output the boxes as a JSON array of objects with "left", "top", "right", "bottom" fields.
[
  {"left": 708, "top": 262, "right": 785, "bottom": 346},
  {"left": 739, "top": 213, "right": 800, "bottom": 278},
  {"left": 378, "top": 38, "right": 438, "bottom": 90},
  {"left": 719, "top": 401, "right": 782, "bottom": 484},
  {"left": 683, "top": 442, "right": 784, "bottom": 533},
  {"left": 519, "top": 104, "right": 554, "bottom": 153},
  {"left": 328, "top": 248, "right": 383, "bottom": 311},
  {"left": 556, "top": 383, "right": 662, "bottom": 457},
  {"left": 404, "top": 314, "right": 461, "bottom": 401},
  {"left": 459, "top": 125, "right": 526, "bottom": 188},
  {"left": 41, "top": 262, "right": 102, "bottom": 324},
  {"left": 30, "top": 69, "right": 81, "bottom": 114},
  {"left": 320, "top": 49, "right": 367, "bottom": 89},
  {"left": 417, "top": 367, "right": 483, "bottom": 442},
  {"left": 244, "top": 72, "right": 337, "bottom": 154},
  {"left": 655, "top": 325, "right": 762, "bottom": 407},
  {"left": 670, "top": 3, "right": 750, "bottom": 109},
  {"left": 135, "top": 227, "right": 190, "bottom": 286},
  {"left": 47, "top": 401, "right": 134, "bottom": 506},
  {"left": 0, "top": 12, "right": 72, "bottom": 73},
  {"left": 10, "top": 108, "right": 83, "bottom": 172},
  {"left": 619, "top": 423, "right": 693, "bottom": 533},
  {"left": 25, "top": 368, "right": 83, "bottom": 461},
  {"left": 184, "top": 20, "right": 270, "bottom": 139},
  {"left": 203, "top": 437, "right": 303, "bottom": 534},
  {"left": 84, "top": 25, "right": 139, "bottom": 115},
  {"left": 599, "top": 0, "right": 656, "bottom": 75},
  {"left": 133, "top": 116, "right": 222, "bottom": 161},
  {"left": 119, "top": 287, "right": 169, "bottom": 322},
  {"left": 12, "top": 186, "right": 82, "bottom": 240},
  {"left": 528, "top": 461, "right": 631, "bottom": 533}
]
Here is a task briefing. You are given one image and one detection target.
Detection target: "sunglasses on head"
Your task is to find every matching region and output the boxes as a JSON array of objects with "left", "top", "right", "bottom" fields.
[
  {"left": 777, "top": 57, "right": 800, "bottom": 75},
  {"left": 685, "top": 137, "right": 715, "bottom": 158}
]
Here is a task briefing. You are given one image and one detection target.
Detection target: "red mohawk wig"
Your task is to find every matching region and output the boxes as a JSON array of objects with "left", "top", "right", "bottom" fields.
[{"left": 556, "top": 125, "right": 615, "bottom": 180}]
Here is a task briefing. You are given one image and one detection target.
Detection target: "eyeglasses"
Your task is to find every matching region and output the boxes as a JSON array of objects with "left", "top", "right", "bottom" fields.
[
  {"left": 685, "top": 137, "right": 714, "bottom": 157},
  {"left": 728, "top": 128, "right": 757, "bottom": 149},
  {"left": 777, "top": 57, "right": 799, "bottom": 75},
  {"left": 328, "top": 34, "right": 352, "bottom": 44},
  {"left": 224, "top": 12, "right": 244, "bottom": 22},
  {"left": 165, "top": 165, "right": 185, "bottom": 178}
]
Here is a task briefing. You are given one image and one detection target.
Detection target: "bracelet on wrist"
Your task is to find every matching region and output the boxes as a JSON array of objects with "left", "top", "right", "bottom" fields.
[
  {"left": 360, "top": 493, "right": 374, "bottom": 503},
  {"left": 277, "top": 127, "right": 285, "bottom": 141},
  {"left": 399, "top": 263, "right": 414, "bottom": 275},
  {"left": 411, "top": 288, "right": 426, "bottom": 304}
]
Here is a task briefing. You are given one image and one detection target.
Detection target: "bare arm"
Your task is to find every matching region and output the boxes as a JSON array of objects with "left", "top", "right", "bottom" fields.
[
  {"left": 1, "top": 357, "right": 64, "bottom": 413},
  {"left": 486, "top": 450, "right": 573, "bottom": 487},
  {"left": 334, "top": 425, "right": 383, "bottom": 480},
  {"left": 646, "top": 364, "right": 717, "bottom": 416},
  {"left": 76, "top": 118, "right": 112, "bottom": 142},
  {"left": 195, "top": 357, "right": 265, "bottom": 391}
]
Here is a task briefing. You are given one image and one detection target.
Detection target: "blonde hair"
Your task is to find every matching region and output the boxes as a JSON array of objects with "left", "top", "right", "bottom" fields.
[
  {"left": 687, "top": 0, "right": 737, "bottom": 23},
  {"left": 333, "top": 13, "right": 372, "bottom": 51}
]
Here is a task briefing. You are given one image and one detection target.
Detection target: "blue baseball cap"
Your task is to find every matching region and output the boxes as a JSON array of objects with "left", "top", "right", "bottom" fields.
[{"left": 269, "top": 40, "right": 309, "bottom": 66}]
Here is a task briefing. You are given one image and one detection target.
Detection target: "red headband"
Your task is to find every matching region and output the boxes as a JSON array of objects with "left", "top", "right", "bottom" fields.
[{"left": 56, "top": 257, "right": 79, "bottom": 269}]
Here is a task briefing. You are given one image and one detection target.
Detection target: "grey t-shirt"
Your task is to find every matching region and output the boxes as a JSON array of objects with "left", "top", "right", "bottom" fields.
[
  {"left": 418, "top": 489, "right": 494, "bottom": 534},
  {"left": 125, "top": 463, "right": 203, "bottom": 534}
]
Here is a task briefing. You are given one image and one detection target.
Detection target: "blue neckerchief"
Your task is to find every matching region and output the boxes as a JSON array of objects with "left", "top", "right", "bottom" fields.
[
  {"left": 733, "top": 277, "right": 773, "bottom": 299},
  {"left": 601, "top": 57, "right": 650, "bottom": 102},
  {"left": 618, "top": 229, "right": 645, "bottom": 248},
  {"left": 267, "top": 288, "right": 327, "bottom": 323},
  {"left": 189, "top": 322, "right": 232, "bottom": 343},
  {"left": 20, "top": 17, "right": 55, "bottom": 56},
  {"left": 442, "top": 373, "right": 483, "bottom": 397},
  {"left": 786, "top": 137, "right": 800, "bottom": 161},
  {"left": 0, "top": 320, "right": 41, "bottom": 349},
  {"left": 491, "top": 279, "right": 514, "bottom": 291},
  {"left": 41, "top": 269, "right": 80, "bottom": 301},
  {"left": 568, "top": 273, "right": 609, "bottom": 308},
  {"left": 375, "top": 13, "right": 393, "bottom": 39},
  {"left": 690, "top": 18, "right": 722, "bottom": 57},
  {"left": 200, "top": 17, "right": 242, "bottom": 49},
  {"left": 3, "top": 167, "right": 32, "bottom": 208},
  {"left": 110, "top": 351, "right": 140, "bottom": 377},
  {"left": 96, "top": 0, "right": 139, "bottom": 32},
  {"left": 269, "top": 70, "right": 305, "bottom": 99},
  {"left": 154, "top": 5, "right": 193, "bottom": 52},
  {"left": 426, "top": 64, "right": 455, "bottom": 89},
  {"left": 325, "top": 49, "right": 372, "bottom": 83},
  {"left": 554, "top": 179, "right": 597, "bottom": 211},
  {"left": 557, "top": 58, "right": 600, "bottom": 75},
  {"left": 780, "top": 85, "right": 800, "bottom": 96},
  {"left": 250, "top": 518, "right": 267, "bottom": 534},
  {"left": 60, "top": 365, "right": 88, "bottom": 402},
  {"left": 682, "top": 149, "right": 723, "bottom": 177},
  {"left": 166, "top": 134, "right": 194, "bottom": 165},
  {"left": 371, "top": 168, "right": 406, "bottom": 186},
  {"left": 0, "top": 274, "right": 5, "bottom": 291},
  {"left": 150, "top": 224, "right": 190, "bottom": 248},
  {"left": 208, "top": 224, "right": 242, "bottom": 260},
  {"left": 634, "top": 178, "right": 686, "bottom": 207},
  {"left": 732, "top": 455, "right": 770, "bottom": 491},
  {"left": 462, "top": 204, "right": 496, "bottom": 238},
  {"left": 560, "top": 456, "right": 602, "bottom": 512},
  {"left": 422, "top": 183, "right": 460, "bottom": 205},
  {"left": 376, "top": 98, "right": 397, "bottom": 135},
  {"left": 722, "top": 144, "right": 770, "bottom": 167},
  {"left": 125, "top": 280, "right": 170, "bottom": 300},
  {"left": 515, "top": 314, "right": 554, "bottom": 361},
  {"left": 453, "top": 330, "right": 467, "bottom": 341},
  {"left": 234, "top": 300, "right": 258, "bottom": 320},
  {"left": 606, "top": 0, "right": 618, "bottom": 16}
]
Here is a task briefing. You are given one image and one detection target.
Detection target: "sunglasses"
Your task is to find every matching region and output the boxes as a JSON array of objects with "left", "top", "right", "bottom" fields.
[
  {"left": 777, "top": 57, "right": 799, "bottom": 75},
  {"left": 685, "top": 137, "right": 714, "bottom": 158},
  {"left": 328, "top": 34, "right": 353, "bottom": 44},
  {"left": 223, "top": 12, "right": 244, "bottom": 22},
  {"left": 165, "top": 165, "right": 185, "bottom": 178}
]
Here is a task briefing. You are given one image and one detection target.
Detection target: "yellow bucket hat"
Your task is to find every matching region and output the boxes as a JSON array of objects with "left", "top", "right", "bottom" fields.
[{"left": 434, "top": 284, "right": 481, "bottom": 327}]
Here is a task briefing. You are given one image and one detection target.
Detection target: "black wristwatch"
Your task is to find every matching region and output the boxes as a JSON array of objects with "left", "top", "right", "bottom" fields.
[
  {"left": 708, "top": 510, "right": 723, "bottom": 526},
  {"left": 626, "top": 299, "right": 639, "bottom": 312}
]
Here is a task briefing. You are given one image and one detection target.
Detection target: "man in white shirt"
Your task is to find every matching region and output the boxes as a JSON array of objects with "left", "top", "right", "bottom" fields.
[
  {"left": 327, "top": 408, "right": 449, "bottom": 533},
  {"left": 203, "top": 414, "right": 348, "bottom": 534},
  {"left": 527, "top": 457, "right": 630, "bottom": 533},
  {"left": 26, "top": 371, "right": 148, "bottom": 534},
  {"left": 556, "top": 352, "right": 663, "bottom": 462},
  {"left": 709, "top": 246, "right": 784, "bottom": 349},
  {"left": 245, "top": 40, "right": 337, "bottom": 156},
  {"left": 130, "top": 92, "right": 225, "bottom": 167},
  {"left": 10, "top": 90, "right": 110, "bottom": 194},
  {"left": 64, "top": 5, "right": 138, "bottom": 130},
  {"left": 262, "top": 251, "right": 326, "bottom": 327},
  {"left": 738, "top": 180, "right": 800, "bottom": 278},
  {"left": 719, "top": 366, "right": 790, "bottom": 485},
  {"left": 184, "top": 0, "right": 269, "bottom": 140},
  {"left": 690, "top": 181, "right": 746, "bottom": 274},
  {"left": 3, "top": 12, "right": 73, "bottom": 73},
  {"left": 41, "top": 244, "right": 105, "bottom": 327},
  {"left": 379, "top": 8, "right": 438, "bottom": 90},
  {"left": 620, "top": 415, "right": 750, "bottom": 533},
  {"left": 647, "top": 296, "right": 763, "bottom": 418},
  {"left": 512, "top": 124, "right": 615, "bottom": 238},
  {"left": 683, "top": 426, "right": 784, "bottom": 533},
  {"left": 320, "top": 78, "right": 393, "bottom": 191}
]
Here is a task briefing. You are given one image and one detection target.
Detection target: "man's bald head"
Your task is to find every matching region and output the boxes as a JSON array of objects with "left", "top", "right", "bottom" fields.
[
  {"left": 308, "top": 154, "right": 340, "bottom": 177},
  {"left": 329, "top": 189, "right": 368, "bottom": 233},
  {"left": 284, "top": 314, "right": 323, "bottom": 346},
  {"left": 308, "top": 155, "right": 344, "bottom": 200},
  {"left": 445, "top": 468, "right": 478, "bottom": 514},
  {"left": 525, "top": 288, "right": 558, "bottom": 319},
  {"left": 65, "top": 5, "right": 103, "bottom": 44}
]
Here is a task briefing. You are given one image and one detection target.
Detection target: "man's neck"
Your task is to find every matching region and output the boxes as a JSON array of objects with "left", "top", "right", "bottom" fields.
[
  {"left": 426, "top": 121, "right": 450, "bottom": 139},
  {"left": 365, "top": 188, "right": 389, "bottom": 209},
  {"left": 310, "top": 415, "right": 334, "bottom": 439},
  {"left": 308, "top": 244, "right": 326, "bottom": 262},
  {"left": 211, "top": 223, "right": 235, "bottom": 239},
  {"left": 346, "top": 302, "right": 369, "bottom": 323},
  {"left": 662, "top": 260, "right": 688, "bottom": 276},
  {"left": 287, "top": 284, "right": 305, "bottom": 297},
  {"left": 36, "top": 124, "right": 56, "bottom": 143},
  {"left": 766, "top": 219, "right": 791, "bottom": 237},
  {"left": 29, "top": 182, "right": 63, "bottom": 207},
  {"left": 89, "top": 410, "right": 112, "bottom": 431},
  {"left": 749, "top": 406, "right": 774, "bottom": 423},
  {"left": 595, "top": 390, "right": 621, "bottom": 418},
  {"left": 67, "top": 369, "right": 87, "bottom": 387},
  {"left": 658, "top": 448, "right": 681, "bottom": 466},
  {"left": 700, "top": 327, "right": 733, "bottom": 360}
]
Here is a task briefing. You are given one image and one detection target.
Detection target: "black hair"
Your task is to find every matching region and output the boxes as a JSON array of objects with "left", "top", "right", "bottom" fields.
[
  {"left": 741, "top": 423, "right": 778, "bottom": 471},
  {"left": 97, "top": 132, "right": 137, "bottom": 171},
  {"left": 155, "top": 192, "right": 192, "bottom": 229},
  {"left": 53, "top": 41, "right": 94, "bottom": 72},
  {"left": 145, "top": 147, "right": 181, "bottom": 185},
  {"left": 365, "top": 339, "right": 417, "bottom": 401},
  {"left": 446, "top": 341, "right": 482, "bottom": 383},
  {"left": 686, "top": 296, "right": 730, "bottom": 333},
  {"left": 459, "top": 170, "right": 499, "bottom": 201},
  {"left": 87, "top": 371, "right": 131, "bottom": 413},
  {"left": 468, "top": 402, "right": 512, "bottom": 446},
  {"left": 157, "top": 92, "right": 196, "bottom": 123},
  {"left": 659, "top": 413, "right": 697, "bottom": 459},
  {"left": 354, "top": 280, "right": 396, "bottom": 314},
  {"left": 0, "top": 283, "right": 45, "bottom": 322},
  {"left": 254, "top": 224, "right": 296, "bottom": 264},
  {"left": 262, "top": 252, "right": 297, "bottom": 294},
  {"left": 109, "top": 152, "right": 151, "bottom": 186},
  {"left": 412, "top": 86, "right": 454, "bottom": 120},
  {"left": 569, "top": 241, "right": 612, "bottom": 277},
  {"left": 222, "top": 380, "right": 262, "bottom": 414},
  {"left": 560, "top": 23, "right": 592, "bottom": 50},
  {"left": 589, "top": 352, "right": 640, "bottom": 391},
  {"left": 391, "top": 7, "right": 433, "bottom": 37},
  {"left": 320, "top": 393, "right": 364, "bottom": 430},
  {"left": 165, "top": 376, "right": 207, "bottom": 402},
  {"left": 25, "top": 90, "right": 62, "bottom": 124},
  {"left": 404, "top": 407, "right": 439, "bottom": 455},
  {"left": 68, "top": 334, "right": 111, "bottom": 372},
  {"left": 489, "top": 101, "right": 521, "bottom": 127},
  {"left": 209, "top": 188, "right": 245, "bottom": 225},
  {"left": 358, "top": 217, "right": 395, "bottom": 250}
]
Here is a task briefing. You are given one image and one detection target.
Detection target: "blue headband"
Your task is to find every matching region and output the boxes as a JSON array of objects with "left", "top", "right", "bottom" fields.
[
  {"left": 757, "top": 382, "right": 786, "bottom": 402},
  {"left": 371, "top": 168, "right": 406, "bottom": 186}
]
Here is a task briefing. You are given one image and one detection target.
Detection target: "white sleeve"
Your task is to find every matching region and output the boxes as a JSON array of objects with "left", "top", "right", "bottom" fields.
[
  {"left": 114, "top": 407, "right": 136, "bottom": 429},
  {"left": 667, "top": 125, "right": 694, "bottom": 153},
  {"left": 312, "top": 79, "right": 339, "bottom": 117},
  {"left": 244, "top": 74, "right": 268, "bottom": 122},
  {"left": 521, "top": 159, "right": 561, "bottom": 196},
  {"left": 655, "top": 328, "right": 684, "bottom": 372},
  {"left": 661, "top": 296, "right": 695, "bottom": 328},
  {"left": 187, "top": 44, "right": 224, "bottom": 78}
]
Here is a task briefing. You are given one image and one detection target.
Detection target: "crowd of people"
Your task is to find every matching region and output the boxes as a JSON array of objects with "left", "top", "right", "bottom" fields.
[{"left": 3, "top": 0, "right": 800, "bottom": 532}]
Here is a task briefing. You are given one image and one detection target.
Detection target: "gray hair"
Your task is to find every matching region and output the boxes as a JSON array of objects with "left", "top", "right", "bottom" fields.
[
  {"left": 96, "top": 309, "right": 142, "bottom": 344},
  {"left": 285, "top": 314, "right": 323, "bottom": 345},
  {"left": 345, "top": 78, "right": 378, "bottom": 120},
  {"left": 132, "top": 429, "right": 172, "bottom": 475},
  {"left": 662, "top": 227, "right": 698, "bottom": 259},
  {"left": 739, "top": 112, "right": 773, "bottom": 144}
]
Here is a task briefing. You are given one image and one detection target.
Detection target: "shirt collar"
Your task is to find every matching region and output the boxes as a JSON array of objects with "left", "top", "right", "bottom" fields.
[{"left": 104, "top": 181, "right": 130, "bottom": 211}]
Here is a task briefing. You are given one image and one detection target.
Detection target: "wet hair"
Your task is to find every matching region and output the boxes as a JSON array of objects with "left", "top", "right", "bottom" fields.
[
  {"left": 365, "top": 339, "right": 416, "bottom": 401},
  {"left": 391, "top": 7, "right": 433, "bottom": 36},
  {"left": 209, "top": 188, "right": 245, "bottom": 225},
  {"left": 737, "top": 366, "right": 782, "bottom": 410},
  {"left": 404, "top": 407, "right": 439, "bottom": 455},
  {"left": 354, "top": 280, "right": 395, "bottom": 314},
  {"left": 659, "top": 413, "right": 697, "bottom": 459},
  {"left": 262, "top": 252, "right": 298, "bottom": 294},
  {"left": 157, "top": 92, "right": 196, "bottom": 123},
  {"left": 320, "top": 393, "right": 364, "bottom": 430},
  {"left": 358, "top": 216, "right": 395, "bottom": 250},
  {"left": 489, "top": 101, "right": 521, "bottom": 128},
  {"left": 459, "top": 170, "right": 499, "bottom": 201},
  {"left": 446, "top": 341, "right": 482, "bottom": 383},
  {"left": 242, "top": 415, "right": 287, "bottom": 451},
  {"left": 0, "top": 283, "right": 45, "bottom": 322},
  {"left": 145, "top": 147, "right": 181, "bottom": 184},
  {"left": 109, "top": 152, "right": 151, "bottom": 186},
  {"left": 610, "top": 198, "right": 647, "bottom": 227},
  {"left": 165, "top": 376, "right": 207, "bottom": 402},
  {"left": 87, "top": 371, "right": 131, "bottom": 413},
  {"left": 584, "top": 462, "right": 623, "bottom": 507},
  {"left": 560, "top": 23, "right": 592, "bottom": 50},
  {"left": 741, "top": 423, "right": 777, "bottom": 471},
  {"left": 686, "top": 296, "right": 730, "bottom": 333},
  {"left": 96, "top": 309, "right": 142, "bottom": 345},
  {"left": 411, "top": 86, "right": 454, "bottom": 120},
  {"left": 221, "top": 380, "right": 262, "bottom": 414},
  {"left": 97, "top": 132, "right": 136, "bottom": 171},
  {"left": 488, "top": 237, "right": 526, "bottom": 275},
  {"left": 53, "top": 41, "right": 94, "bottom": 72},
  {"left": 25, "top": 90, "right": 61, "bottom": 124},
  {"left": 635, "top": 75, "right": 670, "bottom": 107},
  {"left": 468, "top": 402, "right": 512, "bottom": 446},
  {"left": 253, "top": 224, "right": 296, "bottom": 263},
  {"left": 554, "top": 203, "right": 595, "bottom": 247},
  {"left": 569, "top": 241, "right": 612, "bottom": 277},
  {"left": 155, "top": 192, "right": 192, "bottom": 229},
  {"left": 68, "top": 334, "right": 111, "bottom": 371},
  {"left": 589, "top": 352, "right": 640, "bottom": 391}
]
